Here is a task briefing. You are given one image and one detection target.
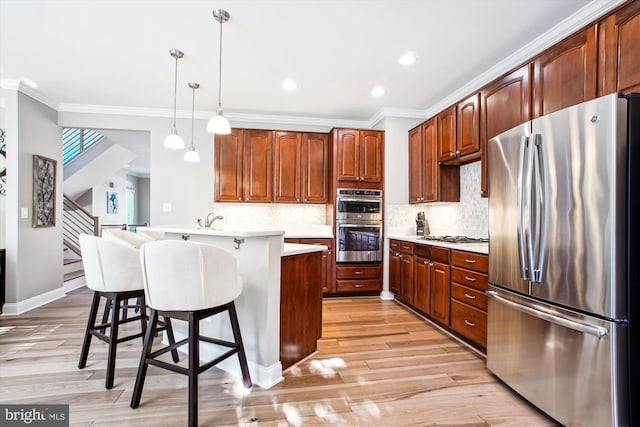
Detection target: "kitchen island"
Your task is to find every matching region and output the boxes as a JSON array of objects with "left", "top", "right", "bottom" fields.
[{"left": 142, "top": 226, "right": 326, "bottom": 388}]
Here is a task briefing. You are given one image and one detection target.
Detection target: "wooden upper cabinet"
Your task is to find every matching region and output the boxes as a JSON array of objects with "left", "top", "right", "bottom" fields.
[
  {"left": 423, "top": 118, "right": 439, "bottom": 202},
  {"left": 437, "top": 106, "right": 457, "bottom": 162},
  {"left": 598, "top": 0, "right": 640, "bottom": 95},
  {"left": 301, "top": 133, "right": 329, "bottom": 203},
  {"left": 334, "top": 128, "right": 383, "bottom": 188},
  {"left": 532, "top": 25, "right": 597, "bottom": 118},
  {"left": 481, "top": 63, "right": 532, "bottom": 197},
  {"left": 274, "top": 131, "right": 302, "bottom": 203},
  {"left": 214, "top": 128, "right": 244, "bottom": 202},
  {"left": 457, "top": 93, "right": 480, "bottom": 158},
  {"left": 408, "top": 125, "right": 423, "bottom": 203},
  {"left": 335, "top": 129, "right": 360, "bottom": 182},
  {"left": 243, "top": 129, "right": 273, "bottom": 202},
  {"left": 360, "top": 130, "right": 383, "bottom": 183}
]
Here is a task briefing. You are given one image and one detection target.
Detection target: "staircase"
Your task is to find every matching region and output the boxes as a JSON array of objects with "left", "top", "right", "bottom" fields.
[{"left": 62, "top": 194, "right": 99, "bottom": 291}]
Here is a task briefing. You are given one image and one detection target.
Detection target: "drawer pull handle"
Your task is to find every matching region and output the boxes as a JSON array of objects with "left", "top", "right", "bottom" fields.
[
  {"left": 354, "top": 284, "right": 364, "bottom": 288},
  {"left": 464, "top": 276, "right": 476, "bottom": 282},
  {"left": 465, "top": 259, "right": 477, "bottom": 264},
  {"left": 402, "top": 246, "right": 410, "bottom": 250},
  {"left": 354, "top": 271, "right": 364, "bottom": 275},
  {"left": 464, "top": 320, "right": 476, "bottom": 327},
  {"left": 423, "top": 260, "right": 428, "bottom": 265},
  {"left": 464, "top": 293, "right": 476, "bottom": 300}
]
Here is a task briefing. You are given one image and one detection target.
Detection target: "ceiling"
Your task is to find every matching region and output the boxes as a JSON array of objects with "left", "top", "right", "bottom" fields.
[{"left": 0, "top": 0, "right": 622, "bottom": 124}]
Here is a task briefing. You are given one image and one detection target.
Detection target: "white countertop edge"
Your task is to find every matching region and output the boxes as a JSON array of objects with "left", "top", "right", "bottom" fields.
[
  {"left": 143, "top": 226, "right": 286, "bottom": 238},
  {"left": 283, "top": 243, "right": 328, "bottom": 256},
  {"left": 387, "top": 235, "right": 488, "bottom": 255},
  {"left": 284, "top": 233, "right": 334, "bottom": 239}
]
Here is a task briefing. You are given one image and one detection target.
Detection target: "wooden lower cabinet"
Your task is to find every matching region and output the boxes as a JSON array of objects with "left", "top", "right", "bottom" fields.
[
  {"left": 280, "top": 251, "right": 322, "bottom": 370},
  {"left": 413, "top": 255, "right": 431, "bottom": 315},
  {"left": 335, "top": 264, "right": 381, "bottom": 293},
  {"left": 429, "top": 261, "right": 450, "bottom": 325},
  {"left": 450, "top": 300, "right": 487, "bottom": 349},
  {"left": 286, "top": 238, "right": 333, "bottom": 294},
  {"left": 399, "top": 253, "right": 414, "bottom": 305}
]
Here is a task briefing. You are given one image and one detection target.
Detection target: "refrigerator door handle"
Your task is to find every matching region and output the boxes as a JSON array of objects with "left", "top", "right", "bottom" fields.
[
  {"left": 531, "top": 134, "right": 546, "bottom": 283},
  {"left": 517, "top": 136, "right": 530, "bottom": 280},
  {"left": 486, "top": 291, "right": 608, "bottom": 337}
]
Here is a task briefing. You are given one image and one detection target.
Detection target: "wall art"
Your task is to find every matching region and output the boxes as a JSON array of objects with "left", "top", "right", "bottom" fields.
[{"left": 33, "top": 154, "right": 57, "bottom": 227}]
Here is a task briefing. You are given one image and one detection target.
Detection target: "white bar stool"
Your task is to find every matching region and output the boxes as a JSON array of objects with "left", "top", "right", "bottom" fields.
[
  {"left": 131, "top": 240, "right": 252, "bottom": 427},
  {"left": 78, "top": 234, "right": 178, "bottom": 389}
]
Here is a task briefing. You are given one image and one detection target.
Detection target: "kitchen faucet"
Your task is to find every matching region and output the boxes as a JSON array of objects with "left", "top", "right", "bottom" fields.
[{"left": 204, "top": 212, "right": 223, "bottom": 229}]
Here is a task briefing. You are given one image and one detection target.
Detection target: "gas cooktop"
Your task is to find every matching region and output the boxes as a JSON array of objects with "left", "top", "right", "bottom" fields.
[{"left": 419, "top": 235, "right": 488, "bottom": 243}]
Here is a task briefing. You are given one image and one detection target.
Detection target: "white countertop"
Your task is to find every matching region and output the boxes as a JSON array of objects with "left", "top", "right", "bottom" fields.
[
  {"left": 388, "top": 235, "right": 488, "bottom": 255},
  {"left": 283, "top": 243, "right": 328, "bottom": 256},
  {"left": 143, "top": 226, "right": 286, "bottom": 238}
]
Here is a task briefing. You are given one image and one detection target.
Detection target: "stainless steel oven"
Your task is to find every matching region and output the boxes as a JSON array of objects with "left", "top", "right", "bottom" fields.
[{"left": 335, "top": 189, "right": 382, "bottom": 262}]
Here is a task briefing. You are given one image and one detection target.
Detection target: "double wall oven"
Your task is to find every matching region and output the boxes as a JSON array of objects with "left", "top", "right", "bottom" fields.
[{"left": 336, "top": 189, "right": 382, "bottom": 262}]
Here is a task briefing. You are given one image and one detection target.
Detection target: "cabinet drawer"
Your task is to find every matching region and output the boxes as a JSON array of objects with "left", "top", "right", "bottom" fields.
[
  {"left": 451, "top": 283, "right": 488, "bottom": 311},
  {"left": 336, "top": 279, "right": 380, "bottom": 292},
  {"left": 399, "top": 241, "right": 414, "bottom": 254},
  {"left": 451, "top": 300, "right": 487, "bottom": 348},
  {"left": 451, "top": 267, "right": 488, "bottom": 291},
  {"left": 336, "top": 265, "right": 381, "bottom": 279},
  {"left": 414, "top": 243, "right": 430, "bottom": 259},
  {"left": 451, "top": 250, "right": 487, "bottom": 273},
  {"left": 431, "top": 246, "right": 450, "bottom": 264},
  {"left": 390, "top": 240, "right": 400, "bottom": 252}
]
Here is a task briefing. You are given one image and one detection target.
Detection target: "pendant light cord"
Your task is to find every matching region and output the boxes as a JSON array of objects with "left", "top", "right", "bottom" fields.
[
  {"left": 173, "top": 55, "right": 179, "bottom": 128},
  {"left": 191, "top": 86, "right": 196, "bottom": 146},
  {"left": 218, "top": 17, "right": 223, "bottom": 109}
]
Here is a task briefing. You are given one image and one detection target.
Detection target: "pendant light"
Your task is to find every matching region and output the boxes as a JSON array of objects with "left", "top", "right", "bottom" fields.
[
  {"left": 164, "top": 49, "right": 185, "bottom": 149},
  {"left": 184, "top": 82, "right": 201, "bottom": 163},
  {"left": 207, "top": 9, "right": 231, "bottom": 135}
]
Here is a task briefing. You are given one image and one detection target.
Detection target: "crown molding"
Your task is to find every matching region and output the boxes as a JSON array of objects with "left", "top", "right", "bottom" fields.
[
  {"left": 422, "top": 0, "right": 627, "bottom": 119},
  {"left": 225, "top": 111, "right": 368, "bottom": 129},
  {"left": 1, "top": 79, "right": 58, "bottom": 110},
  {"left": 0, "top": 78, "right": 21, "bottom": 90}
]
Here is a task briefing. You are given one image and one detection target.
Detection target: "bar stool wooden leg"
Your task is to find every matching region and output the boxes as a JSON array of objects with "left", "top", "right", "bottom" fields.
[
  {"left": 130, "top": 309, "right": 159, "bottom": 409},
  {"left": 188, "top": 312, "right": 199, "bottom": 427},
  {"left": 229, "top": 302, "right": 252, "bottom": 388},
  {"left": 78, "top": 291, "right": 101, "bottom": 369},
  {"left": 101, "top": 296, "right": 111, "bottom": 324},
  {"left": 164, "top": 317, "right": 180, "bottom": 363},
  {"left": 105, "top": 294, "right": 122, "bottom": 389},
  {"left": 138, "top": 294, "right": 147, "bottom": 345}
]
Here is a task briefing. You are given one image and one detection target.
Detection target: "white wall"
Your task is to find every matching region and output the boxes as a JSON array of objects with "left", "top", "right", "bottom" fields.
[{"left": 137, "top": 176, "right": 150, "bottom": 225}]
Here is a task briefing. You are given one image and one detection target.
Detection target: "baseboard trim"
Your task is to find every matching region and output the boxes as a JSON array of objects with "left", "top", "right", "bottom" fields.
[
  {"left": 0, "top": 287, "right": 66, "bottom": 316},
  {"left": 64, "top": 277, "right": 86, "bottom": 293}
]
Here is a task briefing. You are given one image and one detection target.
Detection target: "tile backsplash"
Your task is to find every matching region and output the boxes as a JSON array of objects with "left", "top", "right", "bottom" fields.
[
  {"left": 386, "top": 162, "right": 488, "bottom": 237},
  {"left": 211, "top": 203, "right": 327, "bottom": 229}
]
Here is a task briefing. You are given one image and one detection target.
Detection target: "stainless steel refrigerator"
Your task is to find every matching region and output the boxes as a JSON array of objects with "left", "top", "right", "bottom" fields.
[{"left": 487, "top": 93, "right": 638, "bottom": 426}]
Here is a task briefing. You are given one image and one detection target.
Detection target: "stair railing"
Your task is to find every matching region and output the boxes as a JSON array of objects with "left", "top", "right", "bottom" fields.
[{"left": 63, "top": 194, "right": 99, "bottom": 256}]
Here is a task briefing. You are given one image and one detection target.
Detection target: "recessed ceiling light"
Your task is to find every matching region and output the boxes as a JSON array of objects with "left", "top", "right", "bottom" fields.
[
  {"left": 283, "top": 79, "right": 297, "bottom": 91},
  {"left": 371, "top": 86, "right": 385, "bottom": 97},
  {"left": 398, "top": 52, "right": 416, "bottom": 65}
]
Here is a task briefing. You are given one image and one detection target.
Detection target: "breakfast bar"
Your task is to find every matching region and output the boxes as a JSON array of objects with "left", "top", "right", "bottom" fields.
[{"left": 142, "top": 226, "right": 326, "bottom": 388}]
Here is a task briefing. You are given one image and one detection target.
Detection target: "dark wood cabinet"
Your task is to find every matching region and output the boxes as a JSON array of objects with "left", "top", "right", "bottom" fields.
[
  {"left": 335, "top": 264, "right": 381, "bottom": 293},
  {"left": 598, "top": 0, "right": 640, "bottom": 95},
  {"left": 285, "top": 238, "right": 334, "bottom": 294},
  {"left": 214, "top": 129, "right": 244, "bottom": 202},
  {"left": 532, "top": 25, "right": 597, "bottom": 119},
  {"left": 274, "top": 131, "right": 302, "bottom": 203},
  {"left": 408, "top": 117, "right": 458, "bottom": 203},
  {"left": 334, "top": 128, "right": 383, "bottom": 188},
  {"left": 430, "top": 261, "right": 451, "bottom": 326},
  {"left": 243, "top": 129, "right": 274, "bottom": 202},
  {"left": 398, "top": 241, "right": 415, "bottom": 305},
  {"left": 437, "top": 106, "right": 457, "bottom": 162},
  {"left": 389, "top": 240, "right": 401, "bottom": 295},
  {"left": 301, "top": 133, "right": 330, "bottom": 203},
  {"left": 456, "top": 93, "right": 481, "bottom": 159},
  {"left": 481, "top": 63, "right": 532, "bottom": 197},
  {"left": 413, "top": 255, "right": 431, "bottom": 315}
]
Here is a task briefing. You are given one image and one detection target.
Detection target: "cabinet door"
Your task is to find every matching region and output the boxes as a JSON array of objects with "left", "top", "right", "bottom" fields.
[
  {"left": 302, "top": 133, "right": 329, "bottom": 203},
  {"left": 532, "top": 25, "right": 597, "bottom": 118},
  {"left": 408, "top": 125, "right": 423, "bottom": 203},
  {"left": 437, "top": 106, "right": 457, "bottom": 162},
  {"left": 243, "top": 129, "right": 273, "bottom": 202},
  {"left": 274, "top": 131, "right": 302, "bottom": 203},
  {"left": 430, "top": 261, "right": 450, "bottom": 325},
  {"left": 481, "top": 63, "right": 532, "bottom": 197},
  {"left": 598, "top": 0, "right": 640, "bottom": 95},
  {"left": 389, "top": 250, "right": 401, "bottom": 295},
  {"left": 214, "top": 128, "right": 244, "bottom": 202},
  {"left": 422, "top": 118, "right": 438, "bottom": 202},
  {"left": 414, "top": 256, "right": 431, "bottom": 314},
  {"left": 399, "top": 254, "right": 414, "bottom": 305},
  {"left": 457, "top": 93, "right": 480, "bottom": 158},
  {"left": 360, "top": 130, "right": 382, "bottom": 183},
  {"left": 335, "top": 129, "right": 360, "bottom": 182}
]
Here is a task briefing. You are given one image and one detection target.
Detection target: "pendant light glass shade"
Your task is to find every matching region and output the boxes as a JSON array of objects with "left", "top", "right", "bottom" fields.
[
  {"left": 208, "top": 9, "right": 232, "bottom": 135},
  {"left": 165, "top": 49, "right": 185, "bottom": 149},
  {"left": 184, "top": 82, "right": 201, "bottom": 163}
]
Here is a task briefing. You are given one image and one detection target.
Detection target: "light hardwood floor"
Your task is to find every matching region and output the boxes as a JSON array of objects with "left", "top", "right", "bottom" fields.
[{"left": 0, "top": 287, "right": 558, "bottom": 426}]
